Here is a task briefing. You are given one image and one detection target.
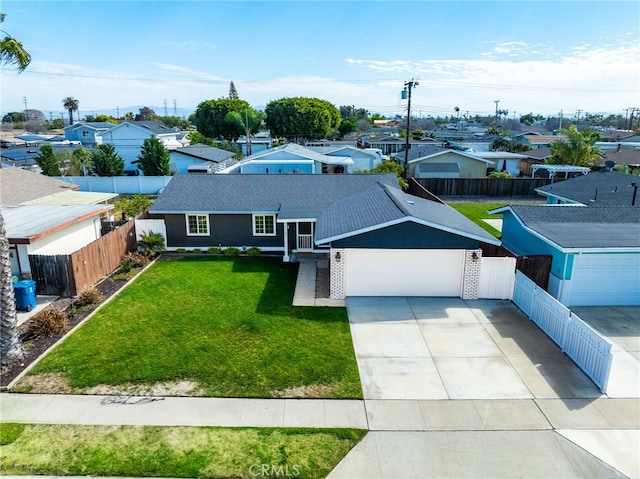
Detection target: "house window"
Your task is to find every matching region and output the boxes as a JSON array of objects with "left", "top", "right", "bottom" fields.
[
  {"left": 186, "top": 214, "right": 209, "bottom": 236},
  {"left": 82, "top": 131, "right": 89, "bottom": 137},
  {"left": 253, "top": 214, "right": 276, "bottom": 236}
]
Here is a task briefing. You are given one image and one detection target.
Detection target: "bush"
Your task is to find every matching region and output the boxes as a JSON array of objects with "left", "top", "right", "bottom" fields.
[
  {"left": 224, "top": 247, "right": 241, "bottom": 256},
  {"left": 175, "top": 248, "right": 187, "bottom": 253},
  {"left": 77, "top": 286, "right": 103, "bottom": 306},
  {"left": 28, "top": 306, "right": 68, "bottom": 338},
  {"left": 191, "top": 248, "right": 202, "bottom": 254},
  {"left": 246, "top": 247, "right": 261, "bottom": 256},
  {"left": 136, "top": 231, "right": 165, "bottom": 257},
  {"left": 119, "top": 252, "right": 149, "bottom": 273},
  {"left": 488, "top": 171, "right": 513, "bottom": 179},
  {"left": 207, "top": 247, "right": 223, "bottom": 254}
]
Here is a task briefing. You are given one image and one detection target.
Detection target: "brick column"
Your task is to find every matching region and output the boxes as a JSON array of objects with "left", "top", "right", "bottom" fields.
[
  {"left": 330, "top": 248, "right": 346, "bottom": 300},
  {"left": 462, "top": 249, "right": 482, "bottom": 300}
]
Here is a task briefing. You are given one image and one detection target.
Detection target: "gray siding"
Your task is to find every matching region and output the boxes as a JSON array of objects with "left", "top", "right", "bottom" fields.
[
  {"left": 331, "top": 222, "right": 478, "bottom": 249},
  {"left": 163, "top": 214, "right": 284, "bottom": 249}
]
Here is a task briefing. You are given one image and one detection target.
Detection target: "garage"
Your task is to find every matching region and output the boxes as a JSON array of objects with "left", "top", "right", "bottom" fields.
[
  {"left": 569, "top": 253, "right": 640, "bottom": 306},
  {"left": 344, "top": 249, "right": 465, "bottom": 297}
]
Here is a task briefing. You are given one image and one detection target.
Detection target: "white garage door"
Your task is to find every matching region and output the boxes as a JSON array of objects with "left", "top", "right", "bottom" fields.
[
  {"left": 344, "top": 249, "right": 465, "bottom": 297},
  {"left": 570, "top": 253, "right": 640, "bottom": 306}
]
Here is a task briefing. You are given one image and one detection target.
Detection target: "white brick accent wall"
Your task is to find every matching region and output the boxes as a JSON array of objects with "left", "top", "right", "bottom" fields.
[
  {"left": 330, "top": 248, "right": 346, "bottom": 300},
  {"left": 462, "top": 249, "right": 482, "bottom": 300}
]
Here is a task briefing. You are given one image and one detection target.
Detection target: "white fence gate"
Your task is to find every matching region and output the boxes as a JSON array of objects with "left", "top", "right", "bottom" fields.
[
  {"left": 512, "top": 270, "right": 613, "bottom": 392},
  {"left": 135, "top": 219, "right": 167, "bottom": 247},
  {"left": 478, "top": 257, "right": 516, "bottom": 299}
]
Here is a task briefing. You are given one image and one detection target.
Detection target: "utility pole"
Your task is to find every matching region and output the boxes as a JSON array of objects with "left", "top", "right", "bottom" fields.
[
  {"left": 402, "top": 79, "right": 418, "bottom": 179},
  {"left": 116, "top": 106, "right": 120, "bottom": 119},
  {"left": 575, "top": 109, "right": 583, "bottom": 127},
  {"left": 163, "top": 99, "right": 168, "bottom": 117},
  {"left": 559, "top": 110, "right": 563, "bottom": 130},
  {"left": 173, "top": 99, "right": 177, "bottom": 116},
  {"left": 494, "top": 100, "right": 500, "bottom": 123},
  {"left": 23, "top": 97, "right": 28, "bottom": 121},
  {"left": 628, "top": 107, "right": 638, "bottom": 130}
]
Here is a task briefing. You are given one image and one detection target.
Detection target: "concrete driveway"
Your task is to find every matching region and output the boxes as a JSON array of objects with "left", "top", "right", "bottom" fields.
[{"left": 346, "top": 297, "right": 603, "bottom": 400}]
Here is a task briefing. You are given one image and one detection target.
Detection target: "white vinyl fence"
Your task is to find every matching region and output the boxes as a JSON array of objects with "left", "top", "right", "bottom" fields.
[
  {"left": 512, "top": 270, "right": 613, "bottom": 393},
  {"left": 135, "top": 219, "right": 167, "bottom": 245},
  {"left": 478, "top": 256, "right": 516, "bottom": 299}
]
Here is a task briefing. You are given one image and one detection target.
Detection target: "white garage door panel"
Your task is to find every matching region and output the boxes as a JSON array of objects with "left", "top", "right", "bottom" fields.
[
  {"left": 570, "top": 254, "right": 640, "bottom": 306},
  {"left": 345, "top": 249, "right": 464, "bottom": 297}
]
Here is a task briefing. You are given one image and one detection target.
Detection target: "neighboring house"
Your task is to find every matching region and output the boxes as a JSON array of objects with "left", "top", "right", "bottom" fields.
[
  {"left": 96, "top": 121, "right": 183, "bottom": 174},
  {"left": 519, "top": 147, "right": 552, "bottom": 177},
  {"left": 0, "top": 167, "right": 78, "bottom": 206},
  {"left": 306, "top": 145, "right": 383, "bottom": 172},
  {"left": 169, "top": 143, "right": 237, "bottom": 174},
  {"left": 2, "top": 203, "right": 113, "bottom": 279},
  {"left": 522, "top": 134, "right": 565, "bottom": 149},
  {"left": 0, "top": 148, "right": 41, "bottom": 171},
  {"left": 64, "top": 122, "right": 114, "bottom": 145},
  {"left": 373, "top": 119, "right": 400, "bottom": 128},
  {"left": 236, "top": 132, "right": 274, "bottom": 156},
  {"left": 394, "top": 146, "right": 495, "bottom": 178},
  {"left": 595, "top": 146, "right": 640, "bottom": 172},
  {"left": 149, "top": 174, "right": 501, "bottom": 299},
  {"left": 229, "top": 143, "right": 353, "bottom": 174},
  {"left": 473, "top": 152, "right": 528, "bottom": 176},
  {"left": 535, "top": 171, "right": 640, "bottom": 206},
  {"left": 494, "top": 205, "right": 639, "bottom": 306},
  {"left": 493, "top": 171, "right": 640, "bottom": 306},
  {"left": 361, "top": 135, "right": 436, "bottom": 156}
]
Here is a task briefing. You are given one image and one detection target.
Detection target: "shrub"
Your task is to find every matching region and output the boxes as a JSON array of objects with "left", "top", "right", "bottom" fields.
[
  {"left": 191, "top": 248, "right": 202, "bottom": 254},
  {"left": 77, "top": 286, "right": 103, "bottom": 306},
  {"left": 488, "top": 171, "right": 513, "bottom": 179},
  {"left": 175, "top": 248, "right": 187, "bottom": 253},
  {"left": 136, "top": 231, "right": 165, "bottom": 257},
  {"left": 28, "top": 306, "right": 68, "bottom": 338},
  {"left": 224, "top": 247, "right": 241, "bottom": 256},
  {"left": 207, "top": 247, "right": 222, "bottom": 254},
  {"left": 246, "top": 247, "right": 261, "bottom": 256},
  {"left": 119, "top": 252, "right": 149, "bottom": 273}
]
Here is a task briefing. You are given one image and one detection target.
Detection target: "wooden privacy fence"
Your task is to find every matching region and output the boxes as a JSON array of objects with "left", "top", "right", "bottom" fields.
[
  {"left": 29, "top": 219, "right": 137, "bottom": 297},
  {"left": 512, "top": 270, "right": 613, "bottom": 393},
  {"left": 410, "top": 178, "right": 552, "bottom": 197}
]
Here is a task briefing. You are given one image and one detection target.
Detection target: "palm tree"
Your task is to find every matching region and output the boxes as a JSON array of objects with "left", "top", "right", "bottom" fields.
[
  {"left": 454, "top": 106, "right": 460, "bottom": 130},
  {"left": 224, "top": 108, "right": 265, "bottom": 156},
  {"left": 0, "top": 13, "right": 31, "bottom": 72},
  {"left": 550, "top": 125, "right": 601, "bottom": 167},
  {"left": 62, "top": 96, "right": 79, "bottom": 125},
  {"left": 0, "top": 212, "right": 24, "bottom": 366}
]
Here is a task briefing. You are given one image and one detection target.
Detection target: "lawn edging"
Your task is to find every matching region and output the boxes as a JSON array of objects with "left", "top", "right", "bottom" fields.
[{"left": 6, "top": 257, "right": 160, "bottom": 391}]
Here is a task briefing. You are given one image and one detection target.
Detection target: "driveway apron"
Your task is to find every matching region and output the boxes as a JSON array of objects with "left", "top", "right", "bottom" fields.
[{"left": 346, "top": 297, "right": 602, "bottom": 400}]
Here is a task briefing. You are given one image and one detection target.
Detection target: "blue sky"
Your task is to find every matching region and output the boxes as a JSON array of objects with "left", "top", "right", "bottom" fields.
[{"left": 2, "top": 1, "right": 639, "bottom": 120}]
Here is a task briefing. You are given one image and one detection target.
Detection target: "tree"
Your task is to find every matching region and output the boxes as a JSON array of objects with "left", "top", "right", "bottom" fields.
[
  {"left": 92, "top": 144, "right": 125, "bottom": 176},
  {"left": 265, "top": 97, "right": 341, "bottom": 140},
  {"left": 338, "top": 118, "right": 357, "bottom": 137},
  {"left": 0, "top": 12, "right": 30, "bottom": 72},
  {"left": 114, "top": 195, "right": 152, "bottom": 219},
  {"left": 62, "top": 97, "right": 79, "bottom": 125},
  {"left": 35, "top": 144, "right": 61, "bottom": 176},
  {"left": 357, "top": 160, "right": 408, "bottom": 190},
  {"left": 48, "top": 118, "right": 66, "bottom": 129},
  {"left": 549, "top": 125, "right": 601, "bottom": 167},
  {"left": 228, "top": 81, "right": 239, "bottom": 99},
  {"left": 136, "top": 136, "right": 171, "bottom": 176},
  {"left": 224, "top": 108, "right": 265, "bottom": 156},
  {"left": 134, "top": 107, "right": 157, "bottom": 121},
  {"left": 194, "top": 98, "right": 250, "bottom": 139},
  {"left": 2, "top": 112, "right": 25, "bottom": 123},
  {"left": 73, "top": 147, "right": 93, "bottom": 175},
  {"left": 56, "top": 149, "right": 83, "bottom": 175},
  {"left": 0, "top": 211, "right": 23, "bottom": 366}
]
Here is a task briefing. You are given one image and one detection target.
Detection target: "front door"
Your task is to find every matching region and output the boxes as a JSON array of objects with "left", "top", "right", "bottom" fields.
[{"left": 297, "top": 222, "right": 314, "bottom": 251}]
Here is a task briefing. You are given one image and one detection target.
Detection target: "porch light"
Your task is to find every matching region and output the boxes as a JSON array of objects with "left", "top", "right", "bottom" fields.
[
  {"left": 471, "top": 252, "right": 478, "bottom": 262},
  {"left": 335, "top": 251, "right": 341, "bottom": 262}
]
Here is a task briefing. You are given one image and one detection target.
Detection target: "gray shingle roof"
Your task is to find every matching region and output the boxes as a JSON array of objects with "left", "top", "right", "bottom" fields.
[
  {"left": 0, "top": 168, "right": 78, "bottom": 206},
  {"left": 172, "top": 144, "right": 236, "bottom": 163},
  {"left": 536, "top": 171, "right": 640, "bottom": 207},
  {"left": 315, "top": 182, "right": 499, "bottom": 244},
  {"left": 508, "top": 205, "right": 640, "bottom": 249},
  {"left": 150, "top": 173, "right": 399, "bottom": 214}
]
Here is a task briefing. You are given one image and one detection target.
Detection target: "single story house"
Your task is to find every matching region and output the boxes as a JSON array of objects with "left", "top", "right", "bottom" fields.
[
  {"left": 306, "top": 145, "right": 383, "bottom": 172},
  {"left": 473, "top": 152, "right": 529, "bottom": 177},
  {"left": 493, "top": 205, "right": 639, "bottom": 306},
  {"left": 169, "top": 143, "right": 238, "bottom": 174},
  {"left": 2, "top": 203, "right": 113, "bottom": 278},
  {"left": 236, "top": 132, "right": 274, "bottom": 156},
  {"left": 521, "top": 134, "right": 565, "bottom": 149},
  {"left": 229, "top": 143, "right": 353, "bottom": 174},
  {"left": 535, "top": 171, "right": 640, "bottom": 206},
  {"left": 149, "top": 173, "right": 501, "bottom": 299},
  {"left": 394, "top": 146, "right": 495, "bottom": 178}
]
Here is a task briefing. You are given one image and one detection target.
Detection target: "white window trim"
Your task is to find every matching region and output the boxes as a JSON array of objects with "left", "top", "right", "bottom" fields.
[
  {"left": 252, "top": 214, "right": 276, "bottom": 236},
  {"left": 185, "top": 214, "right": 209, "bottom": 236}
]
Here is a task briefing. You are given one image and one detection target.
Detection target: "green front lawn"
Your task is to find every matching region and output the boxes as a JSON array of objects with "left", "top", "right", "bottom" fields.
[
  {"left": 21, "top": 257, "right": 362, "bottom": 398},
  {"left": 448, "top": 202, "right": 505, "bottom": 238},
  {"left": 0, "top": 423, "right": 366, "bottom": 478}
]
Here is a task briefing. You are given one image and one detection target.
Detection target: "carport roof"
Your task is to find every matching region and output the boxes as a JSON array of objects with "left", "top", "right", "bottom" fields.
[{"left": 315, "top": 182, "right": 501, "bottom": 245}]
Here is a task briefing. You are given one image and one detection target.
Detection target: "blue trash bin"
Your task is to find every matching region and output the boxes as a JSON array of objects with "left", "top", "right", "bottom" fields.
[{"left": 14, "top": 279, "right": 37, "bottom": 312}]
